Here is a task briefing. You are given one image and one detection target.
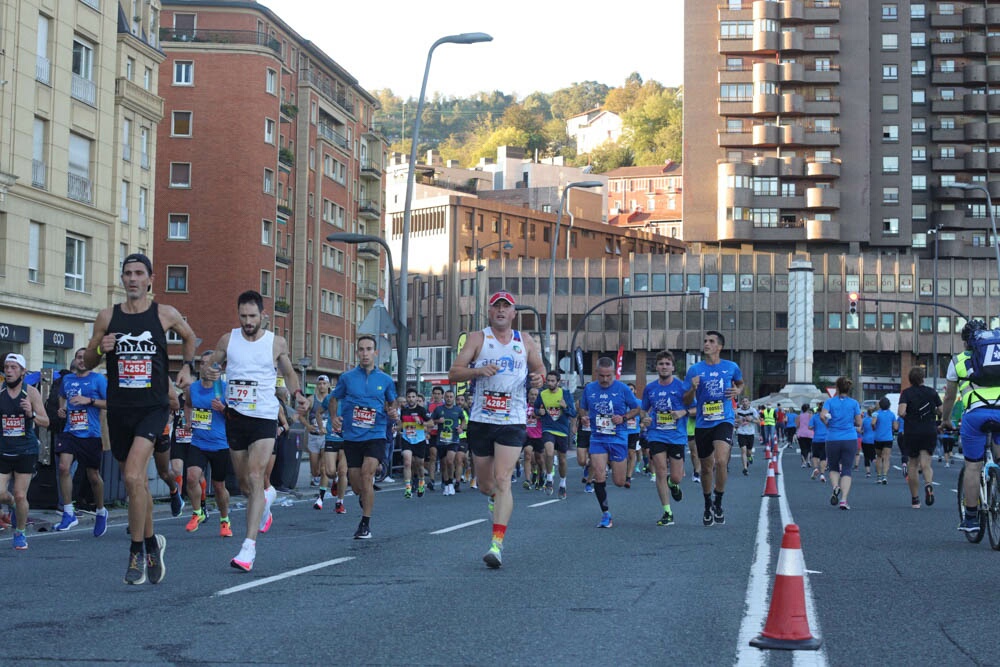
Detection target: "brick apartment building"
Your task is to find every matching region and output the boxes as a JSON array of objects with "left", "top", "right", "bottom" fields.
[{"left": 605, "top": 161, "right": 683, "bottom": 239}]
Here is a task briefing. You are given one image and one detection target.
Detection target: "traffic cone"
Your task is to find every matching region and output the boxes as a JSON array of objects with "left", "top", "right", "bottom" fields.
[
  {"left": 750, "top": 524, "right": 822, "bottom": 651},
  {"left": 771, "top": 455, "right": 781, "bottom": 476},
  {"left": 762, "top": 461, "right": 780, "bottom": 497},
  {"left": 764, "top": 445, "right": 772, "bottom": 461}
]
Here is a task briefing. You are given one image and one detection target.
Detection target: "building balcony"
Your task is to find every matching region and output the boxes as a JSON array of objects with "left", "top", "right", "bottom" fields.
[
  {"left": 931, "top": 157, "right": 964, "bottom": 171},
  {"left": 357, "top": 280, "right": 379, "bottom": 300},
  {"left": 718, "top": 218, "right": 755, "bottom": 242},
  {"left": 802, "top": 68, "right": 840, "bottom": 84},
  {"left": 275, "top": 245, "right": 291, "bottom": 265},
  {"left": 931, "top": 127, "right": 964, "bottom": 142},
  {"left": 930, "top": 209, "right": 968, "bottom": 228},
  {"left": 933, "top": 185, "right": 967, "bottom": 200},
  {"left": 781, "top": 30, "right": 804, "bottom": 52},
  {"left": 782, "top": 93, "right": 805, "bottom": 115},
  {"left": 719, "top": 68, "right": 752, "bottom": 84},
  {"left": 989, "top": 6, "right": 1000, "bottom": 25},
  {"left": 752, "top": 93, "right": 781, "bottom": 115},
  {"left": 358, "top": 199, "right": 381, "bottom": 219},
  {"left": 278, "top": 147, "right": 294, "bottom": 167},
  {"left": 752, "top": 61, "right": 780, "bottom": 81},
  {"left": 803, "top": 37, "right": 839, "bottom": 52},
  {"left": 963, "top": 93, "right": 987, "bottom": 114},
  {"left": 780, "top": 0, "right": 804, "bottom": 22},
  {"left": 753, "top": 0, "right": 780, "bottom": 20},
  {"left": 317, "top": 123, "right": 349, "bottom": 151},
  {"left": 71, "top": 75, "right": 96, "bottom": 107},
  {"left": 158, "top": 28, "right": 281, "bottom": 54},
  {"left": 804, "top": 2, "right": 839, "bottom": 22},
  {"left": 931, "top": 98, "right": 963, "bottom": 113},
  {"left": 964, "top": 34, "right": 987, "bottom": 56},
  {"left": 806, "top": 187, "right": 840, "bottom": 209},
  {"left": 989, "top": 36, "right": 1000, "bottom": 56},
  {"left": 782, "top": 124, "right": 806, "bottom": 145},
  {"left": 931, "top": 69, "right": 964, "bottom": 85},
  {"left": 718, "top": 130, "right": 752, "bottom": 147},
  {"left": 721, "top": 186, "right": 754, "bottom": 207},
  {"left": 274, "top": 300, "right": 291, "bottom": 314},
  {"left": 805, "top": 218, "right": 840, "bottom": 241},
  {"left": 757, "top": 193, "right": 805, "bottom": 209},
  {"left": 752, "top": 30, "right": 781, "bottom": 54},
  {"left": 751, "top": 156, "right": 781, "bottom": 176},
  {"left": 36, "top": 56, "right": 50, "bottom": 85},
  {"left": 803, "top": 130, "right": 840, "bottom": 146},
  {"left": 965, "top": 122, "right": 988, "bottom": 141},
  {"left": 931, "top": 40, "right": 963, "bottom": 56},
  {"left": 781, "top": 155, "right": 806, "bottom": 177},
  {"left": 931, "top": 12, "right": 964, "bottom": 28},
  {"left": 358, "top": 242, "right": 381, "bottom": 258},
  {"left": 718, "top": 38, "right": 754, "bottom": 55},
  {"left": 32, "top": 160, "right": 46, "bottom": 189},
  {"left": 803, "top": 98, "right": 840, "bottom": 114},
  {"left": 115, "top": 77, "right": 164, "bottom": 119},
  {"left": 989, "top": 152, "right": 1000, "bottom": 170},
  {"left": 752, "top": 124, "right": 782, "bottom": 146},
  {"left": 300, "top": 69, "right": 355, "bottom": 116},
  {"left": 718, "top": 100, "right": 753, "bottom": 115},
  {"left": 965, "top": 152, "right": 989, "bottom": 171},
  {"left": 780, "top": 62, "right": 805, "bottom": 82},
  {"left": 962, "top": 5, "right": 986, "bottom": 27},
  {"left": 360, "top": 159, "right": 382, "bottom": 179},
  {"left": 807, "top": 158, "right": 840, "bottom": 179},
  {"left": 67, "top": 173, "right": 92, "bottom": 204}
]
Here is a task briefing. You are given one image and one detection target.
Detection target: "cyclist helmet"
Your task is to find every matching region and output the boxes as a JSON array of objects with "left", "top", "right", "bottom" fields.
[{"left": 961, "top": 319, "right": 988, "bottom": 346}]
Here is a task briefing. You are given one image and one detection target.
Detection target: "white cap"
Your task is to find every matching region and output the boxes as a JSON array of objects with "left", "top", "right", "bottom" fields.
[{"left": 4, "top": 353, "right": 25, "bottom": 369}]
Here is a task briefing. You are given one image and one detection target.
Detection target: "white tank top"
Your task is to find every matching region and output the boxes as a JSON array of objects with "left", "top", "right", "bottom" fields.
[
  {"left": 224, "top": 328, "right": 279, "bottom": 420},
  {"left": 469, "top": 327, "right": 528, "bottom": 425}
]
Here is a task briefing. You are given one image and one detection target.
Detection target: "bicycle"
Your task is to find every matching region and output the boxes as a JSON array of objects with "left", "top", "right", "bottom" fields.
[{"left": 956, "top": 436, "right": 1000, "bottom": 549}]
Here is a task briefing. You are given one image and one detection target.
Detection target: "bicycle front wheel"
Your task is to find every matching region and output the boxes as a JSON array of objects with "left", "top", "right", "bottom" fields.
[{"left": 987, "top": 468, "right": 1000, "bottom": 550}]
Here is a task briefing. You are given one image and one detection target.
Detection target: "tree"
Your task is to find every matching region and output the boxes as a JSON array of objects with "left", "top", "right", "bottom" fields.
[
  {"left": 549, "top": 81, "right": 611, "bottom": 120},
  {"left": 587, "top": 141, "right": 635, "bottom": 173},
  {"left": 621, "top": 87, "right": 683, "bottom": 165}
]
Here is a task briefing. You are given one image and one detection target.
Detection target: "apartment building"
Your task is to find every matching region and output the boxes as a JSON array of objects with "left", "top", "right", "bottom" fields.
[
  {"left": 0, "top": 0, "right": 164, "bottom": 370},
  {"left": 605, "top": 162, "right": 683, "bottom": 238},
  {"left": 566, "top": 108, "right": 623, "bottom": 154},
  {"left": 156, "top": 1, "right": 386, "bottom": 382}
]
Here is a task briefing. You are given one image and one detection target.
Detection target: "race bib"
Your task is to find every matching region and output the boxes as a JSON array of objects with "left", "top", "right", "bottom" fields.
[
  {"left": 353, "top": 406, "right": 376, "bottom": 428},
  {"left": 118, "top": 358, "right": 152, "bottom": 389},
  {"left": 175, "top": 427, "right": 192, "bottom": 444},
  {"left": 227, "top": 380, "right": 258, "bottom": 410},
  {"left": 703, "top": 400, "right": 724, "bottom": 422},
  {"left": 2, "top": 416, "right": 25, "bottom": 437},
  {"left": 192, "top": 408, "right": 213, "bottom": 430},
  {"left": 627, "top": 416, "right": 638, "bottom": 429},
  {"left": 69, "top": 411, "right": 89, "bottom": 432},
  {"left": 595, "top": 414, "right": 616, "bottom": 435},
  {"left": 483, "top": 391, "right": 511, "bottom": 416},
  {"left": 441, "top": 429, "right": 454, "bottom": 442},
  {"left": 656, "top": 411, "right": 677, "bottom": 430},
  {"left": 527, "top": 415, "right": 537, "bottom": 428}
]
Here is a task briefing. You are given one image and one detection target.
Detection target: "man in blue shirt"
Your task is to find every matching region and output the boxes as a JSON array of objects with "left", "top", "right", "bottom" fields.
[
  {"left": 330, "top": 335, "right": 398, "bottom": 539},
  {"left": 580, "top": 357, "right": 641, "bottom": 528},
  {"left": 683, "top": 331, "right": 744, "bottom": 527},
  {"left": 641, "top": 350, "right": 692, "bottom": 526}
]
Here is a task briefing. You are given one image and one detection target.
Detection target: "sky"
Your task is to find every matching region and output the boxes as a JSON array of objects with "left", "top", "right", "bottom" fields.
[{"left": 264, "top": 0, "right": 685, "bottom": 100}]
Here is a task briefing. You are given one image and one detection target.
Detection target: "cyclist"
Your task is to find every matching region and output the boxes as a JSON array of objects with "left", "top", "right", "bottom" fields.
[{"left": 942, "top": 320, "right": 1000, "bottom": 532}]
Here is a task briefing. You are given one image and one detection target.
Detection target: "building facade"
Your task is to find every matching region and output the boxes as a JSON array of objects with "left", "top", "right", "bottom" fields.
[
  {"left": 156, "top": 1, "right": 386, "bottom": 382},
  {"left": 0, "top": 0, "right": 163, "bottom": 370},
  {"left": 605, "top": 162, "right": 683, "bottom": 238}
]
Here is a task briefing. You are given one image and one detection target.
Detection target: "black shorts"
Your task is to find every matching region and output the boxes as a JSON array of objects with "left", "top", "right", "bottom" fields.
[
  {"left": 798, "top": 436, "right": 812, "bottom": 453},
  {"left": 577, "top": 430, "right": 591, "bottom": 450},
  {"left": 170, "top": 439, "right": 188, "bottom": 460},
  {"left": 694, "top": 423, "right": 735, "bottom": 459},
  {"left": 737, "top": 433, "right": 755, "bottom": 450},
  {"left": 648, "top": 441, "right": 686, "bottom": 460},
  {"left": 323, "top": 439, "right": 344, "bottom": 453},
  {"left": 455, "top": 441, "right": 469, "bottom": 454},
  {"left": 941, "top": 436, "right": 956, "bottom": 453},
  {"left": 0, "top": 452, "right": 36, "bottom": 475},
  {"left": 874, "top": 440, "right": 893, "bottom": 451},
  {"left": 525, "top": 436, "right": 543, "bottom": 451},
  {"left": 905, "top": 431, "right": 937, "bottom": 457},
  {"left": 344, "top": 439, "right": 385, "bottom": 468},
  {"left": 811, "top": 441, "right": 827, "bottom": 461},
  {"left": 467, "top": 421, "right": 526, "bottom": 457},
  {"left": 224, "top": 409, "right": 277, "bottom": 451},
  {"left": 56, "top": 434, "right": 103, "bottom": 470},
  {"left": 627, "top": 432, "right": 641, "bottom": 450},
  {"left": 402, "top": 440, "right": 428, "bottom": 460},
  {"left": 155, "top": 433, "right": 170, "bottom": 454},
  {"left": 186, "top": 446, "right": 231, "bottom": 483},
  {"left": 543, "top": 431, "right": 570, "bottom": 454},
  {"left": 108, "top": 406, "right": 171, "bottom": 463}
]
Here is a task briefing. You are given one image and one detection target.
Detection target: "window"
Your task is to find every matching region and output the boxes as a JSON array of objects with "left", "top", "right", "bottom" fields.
[
  {"left": 883, "top": 217, "right": 900, "bottom": 236},
  {"left": 911, "top": 4, "right": 925, "bottom": 18},
  {"left": 72, "top": 38, "right": 94, "bottom": 79},
  {"left": 911, "top": 60, "right": 926, "bottom": 76},
  {"left": 912, "top": 204, "right": 927, "bottom": 220},
  {"left": 65, "top": 234, "right": 86, "bottom": 292},
  {"left": 726, "top": 57, "right": 743, "bottom": 71},
  {"left": 881, "top": 313, "right": 895, "bottom": 331},
  {"left": 882, "top": 4, "right": 897, "bottom": 20},
  {"left": 166, "top": 266, "right": 188, "bottom": 292},
  {"left": 266, "top": 68, "right": 277, "bottom": 94},
  {"left": 263, "top": 169, "right": 274, "bottom": 194},
  {"left": 170, "top": 162, "right": 191, "bottom": 187},
  {"left": 262, "top": 219, "right": 272, "bottom": 245},
  {"left": 265, "top": 118, "right": 275, "bottom": 144},
  {"left": 815, "top": 88, "right": 831, "bottom": 102},
  {"left": 143, "top": 67, "right": 152, "bottom": 90},
  {"left": 260, "top": 270, "right": 271, "bottom": 297},
  {"left": 173, "top": 61, "right": 193, "bottom": 85},
  {"left": 68, "top": 133, "right": 92, "bottom": 203},
  {"left": 28, "top": 222, "right": 41, "bottom": 283},
  {"left": 912, "top": 90, "right": 926, "bottom": 105},
  {"left": 940, "top": 146, "right": 955, "bottom": 159},
  {"left": 815, "top": 58, "right": 831, "bottom": 72},
  {"left": 912, "top": 118, "right": 926, "bottom": 133},
  {"left": 720, "top": 83, "right": 753, "bottom": 102},
  {"left": 32, "top": 117, "right": 47, "bottom": 189},
  {"left": 882, "top": 34, "right": 898, "bottom": 50},
  {"left": 720, "top": 21, "right": 753, "bottom": 39},
  {"left": 900, "top": 313, "right": 913, "bottom": 331},
  {"left": 912, "top": 146, "right": 926, "bottom": 161},
  {"left": 882, "top": 94, "right": 898, "bottom": 111},
  {"left": 753, "top": 177, "right": 778, "bottom": 196},
  {"left": 140, "top": 127, "right": 150, "bottom": 168},
  {"left": 172, "top": 111, "right": 192, "bottom": 137},
  {"left": 137, "top": 187, "right": 147, "bottom": 229},
  {"left": 912, "top": 32, "right": 926, "bottom": 47},
  {"left": 882, "top": 125, "right": 899, "bottom": 142},
  {"left": 814, "top": 26, "right": 831, "bottom": 39},
  {"left": 815, "top": 119, "right": 832, "bottom": 133},
  {"left": 940, "top": 117, "right": 956, "bottom": 129},
  {"left": 120, "top": 180, "right": 130, "bottom": 223},
  {"left": 165, "top": 213, "right": 188, "bottom": 239},
  {"left": 912, "top": 175, "right": 927, "bottom": 191},
  {"left": 882, "top": 64, "right": 898, "bottom": 81},
  {"left": 828, "top": 313, "right": 842, "bottom": 330},
  {"left": 883, "top": 187, "right": 899, "bottom": 203},
  {"left": 882, "top": 156, "right": 899, "bottom": 173}
]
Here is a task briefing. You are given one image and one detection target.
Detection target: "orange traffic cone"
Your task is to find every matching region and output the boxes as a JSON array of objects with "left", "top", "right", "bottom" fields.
[
  {"left": 771, "top": 455, "right": 781, "bottom": 477},
  {"left": 762, "top": 461, "right": 780, "bottom": 497},
  {"left": 750, "top": 524, "right": 822, "bottom": 651},
  {"left": 764, "top": 445, "right": 772, "bottom": 461}
]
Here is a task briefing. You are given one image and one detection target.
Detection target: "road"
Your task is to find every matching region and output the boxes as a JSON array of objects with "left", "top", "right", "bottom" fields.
[{"left": 6, "top": 447, "right": 1000, "bottom": 666}]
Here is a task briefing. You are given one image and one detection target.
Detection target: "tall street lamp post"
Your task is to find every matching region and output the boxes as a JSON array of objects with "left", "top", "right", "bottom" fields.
[
  {"left": 474, "top": 238, "right": 513, "bottom": 330},
  {"left": 545, "top": 180, "right": 603, "bottom": 370},
  {"left": 297, "top": 356, "right": 312, "bottom": 393},
  {"left": 952, "top": 182, "right": 1000, "bottom": 285},
  {"left": 398, "top": 31, "right": 492, "bottom": 399}
]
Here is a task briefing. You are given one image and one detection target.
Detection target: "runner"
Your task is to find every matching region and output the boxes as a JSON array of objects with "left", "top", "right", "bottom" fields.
[
  {"left": 399, "top": 388, "right": 433, "bottom": 498},
  {"left": 455, "top": 394, "right": 471, "bottom": 491},
  {"left": 307, "top": 376, "right": 331, "bottom": 507},
  {"left": 447, "top": 291, "right": 544, "bottom": 568},
  {"left": 796, "top": 404, "right": 814, "bottom": 468},
  {"left": 683, "top": 331, "right": 744, "bottom": 526},
  {"left": 329, "top": 335, "right": 398, "bottom": 539},
  {"left": 182, "top": 351, "right": 232, "bottom": 536},
  {"left": 319, "top": 388, "right": 348, "bottom": 514},
  {"left": 575, "top": 398, "right": 593, "bottom": 493},
  {"left": 734, "top": 397, "right": 758, "bottom": 476},
  {"left": 687, "top": 410, "right": 701, "bottom": 484},
  {"left": 425, "top": 386, "right": 445, "bottom": 493},
  {"left": 784, "top": 406, "right": 798, "bottom": 448},
  {"left": 54, "top": 347, "right": 108, "bottom": 536},
  {"left": 809, "top": 402, "right": 828, "bottom": 483},
  {"left": 84, "top": 253, "right": 197, "bottom": 584},
  {"left": 641, "top": 351, "right": 692, "bottom": 526},
  {"left": 431, "top": 390, "right": 466, "bottom": 495},
  {"left": 860, "top": 408, "right": 876, "bottom": 478},
  {"left": 202, "top": 290, "right": 308, "bottom": 571},
  {"left": 580, "top": 357, "right": 642, "bottom": 528},
  {"left": 625, "top": 382, "right": 642, "bottom": 487},
  {"left": 898, "top": 366, "right": 941, "bottom": 509},
  {"left": 0, "top": 354, "right": 50, "bottom": 550},
  {"left": 820, "top": 377, "right": 862, "bottom": 510},
  {"left": 871, "top": 397, "right": 897, "bottom": 484},
  {"left": 523, "top": 387, "right": 543, "bottom": 490},
  {"left": 535, "top": 371, "right": 576, "bottom": 498}
]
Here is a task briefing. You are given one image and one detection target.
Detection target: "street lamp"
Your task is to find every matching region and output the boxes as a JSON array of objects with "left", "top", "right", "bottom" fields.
[
  {"left": 412, "top": 356, "right": 425, "bottom": 395},
  {"left": 297, "top": 355, "right": 312, "bottom": 392},
  {"left": 927, "top": 224, "right": 942, "bottom": 390},
  {"left": 953, "top": 182, "right": 1000, "bottom": 285},
  {"left": 398, "top": 31, "right": 492, "bottom": 406},
  {"left": 474, "top": 238, "right": 513, "bottom": 330},
  {"left": 545, "top": 180, "right": 603, "bottom": 369}
]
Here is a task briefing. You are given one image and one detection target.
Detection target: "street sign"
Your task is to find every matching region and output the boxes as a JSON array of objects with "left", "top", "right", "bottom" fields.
[{"left": 825, "top": 387, "right": 837, "bottom": 398}]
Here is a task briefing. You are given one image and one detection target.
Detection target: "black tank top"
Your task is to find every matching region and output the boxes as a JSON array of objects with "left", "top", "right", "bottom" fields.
[
  {"left": 0, "top": 385, "right": 38, "bottom": 455},
  {"left": 106, "top": 302, "right": 170, "bottom": 409}
]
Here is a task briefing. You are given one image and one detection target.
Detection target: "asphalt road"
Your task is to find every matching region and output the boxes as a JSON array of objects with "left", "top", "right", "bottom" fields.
[{"left": 7, "top": 446, "right": 1000, "bottom": 666}]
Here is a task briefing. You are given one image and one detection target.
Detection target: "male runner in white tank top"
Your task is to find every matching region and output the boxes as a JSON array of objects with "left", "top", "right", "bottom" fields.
[{"left": 449, "top": 291, "right": 544, "bottom": 568}]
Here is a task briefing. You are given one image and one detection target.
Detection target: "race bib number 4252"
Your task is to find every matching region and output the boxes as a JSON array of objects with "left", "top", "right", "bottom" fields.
[{"left": 118, "top": 358, "right": 152, "bottom": 389}]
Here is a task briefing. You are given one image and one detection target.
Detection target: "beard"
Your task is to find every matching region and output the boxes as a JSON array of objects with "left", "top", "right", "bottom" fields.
[{"left": 242, "top": 322, "right": 261, "bottom": 337}]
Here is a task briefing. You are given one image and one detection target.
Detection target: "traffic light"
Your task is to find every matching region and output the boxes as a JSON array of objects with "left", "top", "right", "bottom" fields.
[{"left": 848, "top": 292, "right": 858, "bottom": 315}]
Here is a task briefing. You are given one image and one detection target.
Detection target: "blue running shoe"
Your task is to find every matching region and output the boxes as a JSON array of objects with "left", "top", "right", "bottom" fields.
[
  {"left": 93, "top": 510, "right": 108, "bottom": 538},
  {"left": 597, "top": 511, "right": 613, "bottom": 528},
  {"left": 170, "top": 490, "right": 184, "bottom": 517},
  {"left": 585, "top": 483, "right": 594, "bottom": 494},
  {"left": 55, "top": 511, "right": 79, "bottom": 532},
  {"left": 12, "top": 531, "right": 27, "bottom": 550}
]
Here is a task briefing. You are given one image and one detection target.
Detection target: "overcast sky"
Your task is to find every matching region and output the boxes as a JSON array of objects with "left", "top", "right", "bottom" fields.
[{"left": 265, "top": 0, "right": 684, "bottom": 99}]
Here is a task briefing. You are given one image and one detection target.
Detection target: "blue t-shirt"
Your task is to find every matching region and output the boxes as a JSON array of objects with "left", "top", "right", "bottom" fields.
[
  {"left": 824, "top": 395, "right": 861, "bottom": 441},
  {"left": 431, "top": 404, "right": 466, "bottom": 444},
  {"left": 331, "top": 366, "right": 397, "bottom": 442},
  {"left": 580, "top": 380, "right": 640, "bottom": 445},
  {"left": 685, "top": 359, "right": 742, "bottom": 428},
  {"left": 861, "top": 415, "right": 875, "bottom": 444},
  {"left": 871, "top": 408, "right": 896, "bottom": 441},
  {"left": 641, "top": 377, "right": 690, "bottom": 445},
  {"left": 188, "top": 381, "right": 228, "bottom": 451},
  {"left": 809, "top": 412, "right": 828, "bottom": 442},
  {"left": 60, "top": 372, "right": 107, "bottom": 438},
  {"left": 321, "top": 394, "right": 344, "bottom": 442},
  {"left": 535, "top": 387, "right": 577, "bottom": 436}
]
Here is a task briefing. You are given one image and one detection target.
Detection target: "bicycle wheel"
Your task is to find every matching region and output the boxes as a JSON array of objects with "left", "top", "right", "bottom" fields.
[
  {"left": 988, "top": 468, "right": 1000, "bottom": 550},
  {"left": 958, "top": 467, "right": 984, "bottom": 543},
  {"left": 374, "top": 460, "right": 388, "bottom": 483}
]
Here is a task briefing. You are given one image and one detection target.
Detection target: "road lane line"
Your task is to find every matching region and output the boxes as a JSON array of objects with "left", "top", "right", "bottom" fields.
[
  {"left": 529, "top": 499, "right": 562, "bottom": 508},
  {"left": 214, "top": 556, "right": 354, "bottom": 597},
  {"left": 430, "top": 519, "right": 486, "bottom": 535},
  {"left": 735, "top": 473, "right": 771, "bottom": 667}
]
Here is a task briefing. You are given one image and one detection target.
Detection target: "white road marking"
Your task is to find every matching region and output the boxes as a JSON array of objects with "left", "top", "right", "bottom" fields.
[
  {"left": 430, "top": 519, "right": 486, "bottom": 535},
  {"left": 735, "top": 473, "right": 771, "bottom": 667},
  {"left": 805, "top": 569, "right": 822, "bottom": 574},
  {"left": 529, "top": 499, "right": 562, "bottom": 508},
  {"left": 214, "top": 556, "right": 354, "bottom": 596}
]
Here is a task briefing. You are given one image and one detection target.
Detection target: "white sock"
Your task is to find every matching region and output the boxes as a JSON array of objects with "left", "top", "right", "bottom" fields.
[
  {"left": 243, "top": 538, "right": 255, "bottom": 550},
  {"left": 96, "top": 507, "right": 108, "bottom": 516},
  {"left": 63, "top": 504, "right": 74, "bottom": 514},
  {"left": 546, "top": 473, "right": 554, "bottom": 482},
  {"left": 559, "top": 478, "right": 566, "bottom": 488}
]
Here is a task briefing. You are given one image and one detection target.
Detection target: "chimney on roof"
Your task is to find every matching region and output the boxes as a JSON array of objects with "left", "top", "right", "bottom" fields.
[
  {"left": 664, "top": 159, "right": 674, "bottom": 168},
  {"left": 446, "top": 160, "right": 460, "bottom": 168},
  {"left": 425, "top": 149, "right": 442, "bottom": 166}
]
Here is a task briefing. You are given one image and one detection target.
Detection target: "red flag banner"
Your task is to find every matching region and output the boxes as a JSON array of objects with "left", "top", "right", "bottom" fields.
[{"left": 616, "top": 345, "right": 624, "bottom": 379}]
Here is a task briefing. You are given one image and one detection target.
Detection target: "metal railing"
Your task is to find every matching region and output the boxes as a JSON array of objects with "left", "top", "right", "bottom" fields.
[
  {"left": 300, "top": 69, "right": 354, "bottom": 114},
  {"left": 36, "top": 56, "right": 50, "bottom": 85},
  {"left": 122, "top": 144, "right": 131, "bottom": 162},
  {"left": 67, "top": 173, "right": 92, "bottom": 203},
  {"left": 32, "top": 160, "right": 46, "bottom": 189},
  {"left": 71, "top": 75, "right": 96, "bottom": 106},
  {"left": 158, "top": 28, "right": 281, "bottom": 54},
  {"left": 317, "top": 123, "right": 348, "bottom": 149}
]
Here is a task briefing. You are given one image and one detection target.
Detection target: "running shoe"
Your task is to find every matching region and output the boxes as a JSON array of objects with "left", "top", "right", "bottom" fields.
[
  {"left": 353, "top": 523, "right": 371, "bottom": 540},
  {"left": 146, "top": 534, "right": 166, "bottom": 584},
  {"left": 383, "top": 476, "right": 395, "bottom": 483},
  {"left": 712, "top": 505, "right": 725, "bottom": 525},
  {"left": 12, "top": 531, "right": 27, "bottom": 550},
  {"left": 624, "top": 478, "right": 631, "bottom": 489},
  {"left": 810, "top": 469, "right": 818, "bottom": 480},
  {"left": 417, "top": 482, "right": 426, "bottom": 498},
  {"left": 487, "top": 496, "right": 495, "bottom": 519},
  {"left": 522, "top": 480, "right": 532, "bottom": 490},
  {"left": 454, "top": 480, "right": 462, "bottom": 493},
  {"left": 54, "top": 511, "right": 79, "bottom": 532},
  {"left": 426, "top": 479, "right": 435, "bottom": 492},
  {"left": 219, "top": 519, "right": 233, "bottom": 538},
  {"left": 598, "top": 511, "right": 613, "bottom": 528},
  {"left": 911, "top": 496, "right": 921, "bottom": 509},
  {"left": 650, "top": 473, "right": 657, "bottom": 482},
  {"left": 558, "top": 486, "right": 567, "bottom": 500},
  {"left": 902, "top": 463, "right": 908, "bottom": 478},
  {"left": 748, "top": 454, "right": 754, "bottom": 464},
  {"left": 584, "top": 483, "right": 594, "bottom": 493},
  {"left": 170, "top": 490, "right": 184, "bottom": 517},
  {"left": 124, "top": 551, "right": 146, "bottom": 584},
  {"left": 404, "top": 486, "right": 412, "bottom": 499},
  {"left": 881, "top": 476, "right": 888, "bottom": 485},
  {"left": 313, "top": 495, "right": 324, "bottom": 510},
  {"left": 830, "top": 489, "right": 840, "bottom": 506},
  {"left": 259, "top": 512, "right": 273, "bottom": 533},
  {"left": 959, "top": 514, "right": 981, "bottom": 533},
  {"left": 925, "top": 484, "right": 935, "bottom": 507},
  {"left": 703, "top": 508, "right": 715, "bottom": 526},
  {"left": 801, "top": 462, "right": 807, "bottom": 468},
  {"left": 839, "top": 501, "right": 850, "bottom": 511},
  {"left": 668, "top": 480, "right": 683, "bottom": 502},
  {"left": 657, "top": 510, "right": 675, "bottom": 526},
  {"left": 544, "top": 479, "right": 554, "bottom": 495},
  {"left": 335, "top": 502, "right": 346, "bottom": 514},
  {"left": 819, "top": 474, "right": 826, "bottom": 483},
  {"left": 345, "top": 489, "right": 356, "bottom": 497},
  {"left": 692, "top": 474, "right": 701, "bottom": 484},
  {"left": 93, "top": 510, "right": 108, "bottom": 538},
  {"left": 185, "top": 509, "right": 206, "bottom": 532},
  {"left": 865, "top": 472, "right": 871, "bottom": 478},
  {"left": 742, "top": 468, "right": 749, "bottom": 476},
  {"left": 231, "top": 543, "right": 255, "bottom": 571},
  {"left": 470, "top": 479, "right": 478, "bottom": 489},
  {"left": 310, "top": 476, "right": 321, "bottom": 487},
  {"left": 483, "top": 543, "right": 503, "bottom": 569}
]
